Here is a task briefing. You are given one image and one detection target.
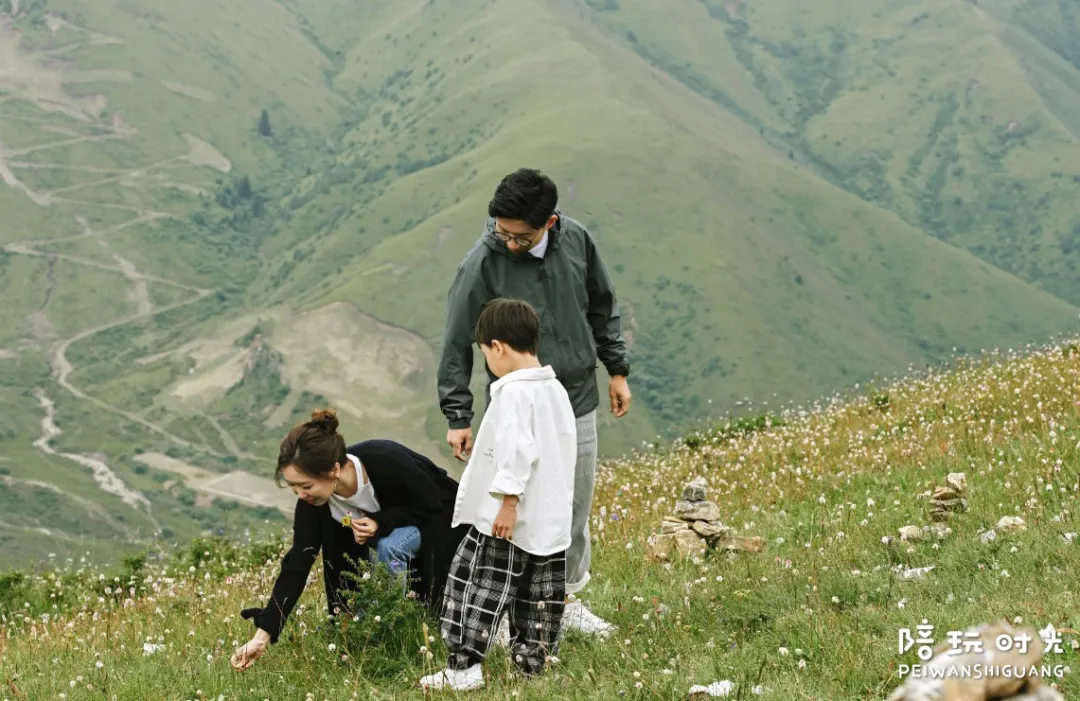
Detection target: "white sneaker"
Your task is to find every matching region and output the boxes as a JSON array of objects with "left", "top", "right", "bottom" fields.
[
  {"left": 419, "top": 665, "right": 484, "bottom": 691},
  {"left": 493, "top": 615, "right": 511, "bottom": 647},
  {"left": 561, "top": 598, "right": 616, "bottom": 638}
]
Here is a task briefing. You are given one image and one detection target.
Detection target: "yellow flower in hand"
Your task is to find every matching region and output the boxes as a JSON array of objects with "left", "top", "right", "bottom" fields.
[{"left": 342, "top": 512, "right": 353, "bottom": 528}]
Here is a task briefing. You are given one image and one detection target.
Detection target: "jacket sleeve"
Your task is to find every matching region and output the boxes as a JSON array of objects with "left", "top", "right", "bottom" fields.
[
  {"left": 488, "top": 388, "right": 539, "bottom": 498},
  {"left": 364, "top": 446, "right": 445, "bottom": 536},
  {"left": 584, "top": 230, "right": 630, "bottom": 377},
  {"left": 437, "top": 253, "right": 489, "bottom": 430},
  {"left": 244, "top": 499, "right": 321, "bottom": 644}
]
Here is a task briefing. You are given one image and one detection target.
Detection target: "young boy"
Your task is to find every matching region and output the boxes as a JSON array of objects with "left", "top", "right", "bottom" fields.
[{"left": 420, "top": 298, "right": 577, "bottom": 692}]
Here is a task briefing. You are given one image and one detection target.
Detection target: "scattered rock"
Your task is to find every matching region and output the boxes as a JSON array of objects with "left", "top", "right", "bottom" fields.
[
  {"left": 651, "top": 529, "right": 707, "bottom": 560},
  {"left": 979, "top": 529, "right": 998, "bottom": 543},
  {"left": 1010, "top": 690, "right": 1067, "bottom": 701},
  {"left": 662, "top": 518, "right": 691, "bottom": 534},
  {"left": 929, "top": 484, "right": 968, "bottom": 522},
  {"left": 682, "top": 476, "right": 708, "bottom": 502},
  {"left": 946, "top": 472, "right": 967, "bottom": 492},
  {"left": 898, "top": 525, "right": 924, "bottom": 542},
  {"left": 650, "top": 533, "right": 675, "bottom": 560},
  {"left": 717, "top": 536, "right": 765, "bottom": 554},
  {"left": 887, "top": 620, "right": 1063, "bottom": 701},
  {"left": 693, "top": 520, "right": 732, "bottom": 539},
  {"left": 928, "top": 524, "right": 952, "bottom": 540},
  {"left": 689, "top": 680, "right": 735, "bottom": 698},
  {"left": 899, "top": 565, "right": 935, "bottom": 581},
  {"left": 673, "top": 529, "right": 707, "bottom": 559},
  {"left": 674, "top": 500, "right": 722, "bottom": 522},
  {"left": 1062, "top": 532, "right": 1077, "bottom": 544},
  {"left": 996, "top": 516, "right": 1027, "bottom": 533}
]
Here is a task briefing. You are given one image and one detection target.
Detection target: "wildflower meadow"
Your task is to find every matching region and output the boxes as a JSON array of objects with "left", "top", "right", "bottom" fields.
[{"left": 4, "top": 342, "right": 1080, "bottom": 699}]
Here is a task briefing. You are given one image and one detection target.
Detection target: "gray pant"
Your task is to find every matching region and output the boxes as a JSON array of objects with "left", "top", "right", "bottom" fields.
[{"left": 566, "top": 410, "right": 597, "bottom": 595}]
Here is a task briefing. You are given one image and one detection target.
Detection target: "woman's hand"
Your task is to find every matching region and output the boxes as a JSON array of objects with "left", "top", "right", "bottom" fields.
[
  {"left": 230, "top": 629, "right": 270, "bottom": 671},
  {"left": 351, "top": 517, "right": 378, "bottom": 544}
]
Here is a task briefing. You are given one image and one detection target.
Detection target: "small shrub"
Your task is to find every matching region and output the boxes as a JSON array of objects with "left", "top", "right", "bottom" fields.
[
  {"left": 683, "top": 413, "right": 786, "bottom": 449},
  {"left": 325, "top": 557, "right": 433, "bottom": 680}
]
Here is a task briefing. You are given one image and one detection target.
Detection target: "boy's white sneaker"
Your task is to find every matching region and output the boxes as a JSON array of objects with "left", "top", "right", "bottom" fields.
[
  {"left": 561, "top": 598, "right": 616, "bottom": 638},
  {"left": 419, "top": 664, "right": 484, "bottom": 691}
]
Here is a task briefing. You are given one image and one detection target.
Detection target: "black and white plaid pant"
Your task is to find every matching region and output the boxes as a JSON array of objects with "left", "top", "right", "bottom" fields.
[{"left": 440, "top": 526, "right": 566, "bottom": 675}]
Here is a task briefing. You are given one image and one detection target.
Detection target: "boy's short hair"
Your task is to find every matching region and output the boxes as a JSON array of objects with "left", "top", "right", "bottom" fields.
[{"left": 475, "top": 298, "right": 540, "bottom": 354}]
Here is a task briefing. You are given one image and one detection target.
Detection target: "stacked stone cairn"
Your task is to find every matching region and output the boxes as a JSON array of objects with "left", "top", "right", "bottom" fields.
[
  {"left": 929, "top": 472, "right": 969, "bottom": 522},
  {"left": 649, "top": 477, "right": 764, "bottom": 561}
]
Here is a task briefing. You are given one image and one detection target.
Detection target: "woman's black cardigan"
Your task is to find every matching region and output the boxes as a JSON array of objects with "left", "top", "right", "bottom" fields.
[{"left": 241, "top": 439, "right": 468, "bottom": 643}]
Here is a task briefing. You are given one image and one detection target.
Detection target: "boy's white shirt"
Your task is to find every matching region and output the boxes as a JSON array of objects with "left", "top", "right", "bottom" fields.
[{"left": 451, "top": 365, "right": 576, "bottom": 556}]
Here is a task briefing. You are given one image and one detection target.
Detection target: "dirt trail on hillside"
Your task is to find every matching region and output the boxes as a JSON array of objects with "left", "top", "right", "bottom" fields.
[
  {"left": 25, "top": 254, "right": 58, "bottom": 343},
  {"left": 134, "top": 452, "right": 294, "bottom": 513},
  {"left": 44, "top": 155, "right": 182, "bottom": 197},
  {"left": 0, "top": 10, "right": 255, "bottom": 480},
  {"left": 202, "top": 413, "right": 260, "bottom": 460},
  {"left": 0, "top": 140, "right": 52, "bottom": 206},
  {"left": 113, "top": 254, "right": 152, "bottom": 315},
  {"left": 4, "top": 240, "right": 196, "bottom": 288},
  {"left": 32, "top": 388, "right": 152, "bottom": 514},
  {"left": 48, "top": 287, "right": 223, "bottom": 456}
]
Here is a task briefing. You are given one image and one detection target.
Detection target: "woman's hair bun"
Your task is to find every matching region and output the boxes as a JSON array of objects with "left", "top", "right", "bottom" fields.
[{"left": 309, "top": 408, "right": 339, "bottom": 434}]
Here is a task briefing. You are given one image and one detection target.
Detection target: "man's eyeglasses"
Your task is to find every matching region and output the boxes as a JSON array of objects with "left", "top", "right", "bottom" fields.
[{"left": 494, "top": 228, "right": 538, "bottom": 246}]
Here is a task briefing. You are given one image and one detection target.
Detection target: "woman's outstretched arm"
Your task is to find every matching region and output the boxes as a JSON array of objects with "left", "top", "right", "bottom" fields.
[{"left": 231, "top": 499, "right": 321, "bottom": 670}]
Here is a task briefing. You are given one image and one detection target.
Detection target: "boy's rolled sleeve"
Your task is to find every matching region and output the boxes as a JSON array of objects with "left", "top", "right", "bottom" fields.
[{"left": 488, "top": 389, "right": 539, "bottom": 497}]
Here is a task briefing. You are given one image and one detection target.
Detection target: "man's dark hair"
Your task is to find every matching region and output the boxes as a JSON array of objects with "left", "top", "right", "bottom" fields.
[
  {"left": 487, "top": 168, "right": 558, "bottom": 229},
  {"left": 475, "top": 298, "right": 540, "bottom": 354}
]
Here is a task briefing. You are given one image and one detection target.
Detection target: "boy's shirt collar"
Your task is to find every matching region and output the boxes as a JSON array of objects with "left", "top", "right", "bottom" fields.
[{"left": 490, "top": 365, "right": 556, "bottom": 393}]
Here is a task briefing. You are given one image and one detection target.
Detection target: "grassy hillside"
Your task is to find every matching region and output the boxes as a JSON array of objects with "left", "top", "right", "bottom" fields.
[
  {"left": 581, "top": 0, "right": 1080, "bottom": 304},
  {"left": 2, "top": 0, "right": 1080, "bottom": 568},
  {"left": 4, "top": 339, "right": 1080, "bottom": 698}
]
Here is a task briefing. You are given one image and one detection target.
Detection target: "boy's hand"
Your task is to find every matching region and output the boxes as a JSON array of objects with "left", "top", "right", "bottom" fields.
[{"left": 492, "top": 495, "right": 518, "bottom": 540}]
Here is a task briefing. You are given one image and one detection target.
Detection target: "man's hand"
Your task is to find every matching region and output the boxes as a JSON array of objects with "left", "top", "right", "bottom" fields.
[
  {"left": 230, "top": 629, "right": 270, "bottom": 672},
  {"left": 609, "top": 375, "right": 632, "bottom": 418},
  {"left": 447, "top": 427, "right": 474, "bottom": 462},
  {"left": 492, "top": 495, "right": 518, "bottom": 540},
  {"left": 351, "top": 517, "right": 378, "bottom": 545}
]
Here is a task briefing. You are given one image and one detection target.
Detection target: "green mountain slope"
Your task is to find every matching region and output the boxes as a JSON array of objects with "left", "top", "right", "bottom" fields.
[
  {"left": 1, "top": 0, "right": 1079, "bottom": 565},
  {"left": 582, "top": 0, "right": 1080, "bottom": 302}
]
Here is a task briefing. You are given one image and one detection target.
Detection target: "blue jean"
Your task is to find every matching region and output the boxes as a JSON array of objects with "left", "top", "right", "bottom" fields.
[{"left": 372, "top": 525, "right": 421, "bottom": 576}]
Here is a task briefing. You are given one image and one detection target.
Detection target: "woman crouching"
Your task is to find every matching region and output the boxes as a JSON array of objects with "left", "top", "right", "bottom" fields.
[{"left": 231, "top": 409, "right": 467, "bottom": 671}]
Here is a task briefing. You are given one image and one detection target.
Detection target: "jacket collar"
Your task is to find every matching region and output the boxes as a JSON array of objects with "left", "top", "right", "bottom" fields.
[
  {"left": 490, "top": 365, "right": 557, "bottom": 393},
  {"left": 482, "top": 210, "right": 563, "bottom": 257}
]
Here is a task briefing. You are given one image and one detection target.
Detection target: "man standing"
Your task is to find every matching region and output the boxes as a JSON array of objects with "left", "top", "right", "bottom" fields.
[{"left": 437, "top": 168, "right": 632, "bottom": 637}]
